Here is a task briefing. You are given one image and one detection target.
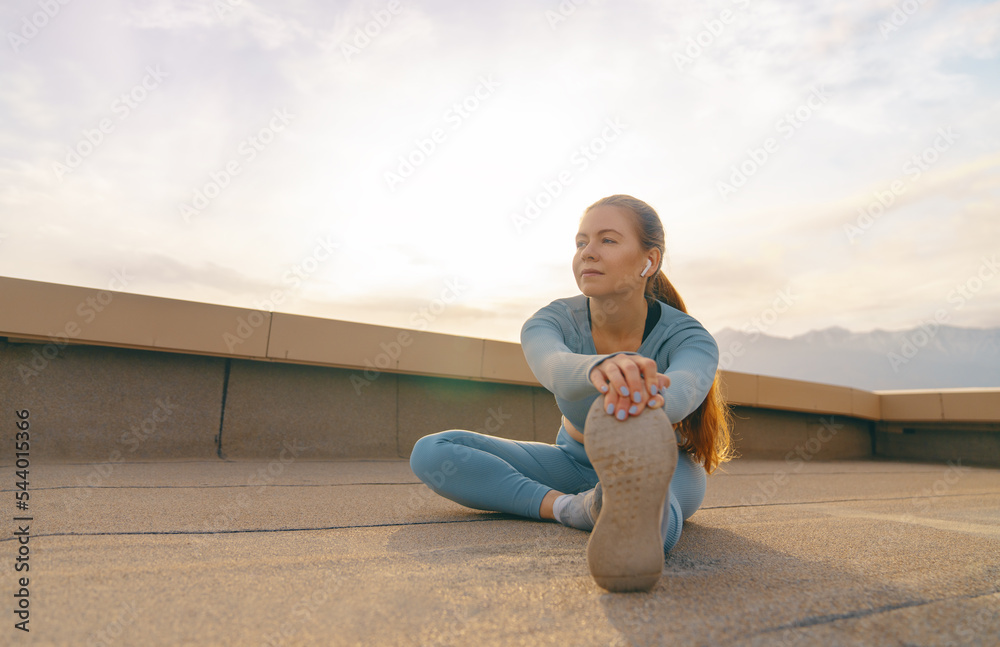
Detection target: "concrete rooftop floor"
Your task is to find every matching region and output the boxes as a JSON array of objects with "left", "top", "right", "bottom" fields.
[{"left": 8, "top": 457, "right": 1000, "bottom": 646}]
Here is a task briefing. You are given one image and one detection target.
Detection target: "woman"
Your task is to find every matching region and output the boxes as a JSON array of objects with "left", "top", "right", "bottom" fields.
[{"left": 409, "top": 194, "right": 733, "bottom": 592}]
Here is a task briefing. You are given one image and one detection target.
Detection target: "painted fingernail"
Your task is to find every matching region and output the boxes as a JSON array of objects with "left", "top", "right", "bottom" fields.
[
  {"left": 632, "top": 391, "right": 641, "bottom": 403},
  {"left": 606, "top": 403, "right": 615, "bottom": 415},
  {"left": 600, "top": 384, "right": 609, "bottom": 393},
  {"left": 616, "top": 409, "right": 627, "bottom": 421},
  {"left": 650, "top": 384, "right": 658, "bottom": 396},
  {"left": 629, "top": 405, "right": 638, "bottom": 415},
  {"left": 619, "top": 386, "right": 629, "bottom": 397},
  {"left": 648, "top": 398, "right": 658, "bottom": 407}
]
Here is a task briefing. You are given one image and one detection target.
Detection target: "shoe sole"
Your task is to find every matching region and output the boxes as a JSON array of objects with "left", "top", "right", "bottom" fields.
[{"left": 584, "top": 397, "right": 677, "bottom": 592}]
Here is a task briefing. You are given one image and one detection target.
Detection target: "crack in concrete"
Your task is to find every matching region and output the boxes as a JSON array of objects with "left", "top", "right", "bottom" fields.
[
  {"left": 753, "top": 589, "right": 1000, "bottom": 635},
  {"left": 0, "top": 517, "right": 509, "bottom": 542},
  {"left": 13, "top": 482, "right": 424, "bottom": 491}
]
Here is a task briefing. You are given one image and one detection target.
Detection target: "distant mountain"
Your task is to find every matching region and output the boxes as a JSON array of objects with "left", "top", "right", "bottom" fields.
[{"left": 712, "top": 325, "right": 1000, "bottom": 391}]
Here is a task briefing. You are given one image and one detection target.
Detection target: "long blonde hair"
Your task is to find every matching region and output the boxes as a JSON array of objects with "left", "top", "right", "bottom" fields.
[{"left": 585, "top": 195, "right": 735, "bottom": 474}]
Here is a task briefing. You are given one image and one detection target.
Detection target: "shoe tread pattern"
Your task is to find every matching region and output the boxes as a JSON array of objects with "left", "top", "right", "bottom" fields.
[{"left": 584, "top": 399, "right": 677, "bottom": 592}]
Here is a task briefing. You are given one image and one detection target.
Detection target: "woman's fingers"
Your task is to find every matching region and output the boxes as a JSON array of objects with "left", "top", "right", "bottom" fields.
[
  {"left": 588, "top": 366, "right": 610, "bottom": 394},
  {"left": 626, "top": 369, "right": 668, "bottom": 419},
  {"left": 600, "top": 361, "right": 628, "bottom": 400},
  {"left": 590, "top": 363, "right": 628, "bottom": 419},
  {"left": 609, "top": 393, "right": 630, "bottom": 420},
  {"left": 645, "top": 393, "right": 665, "bottom": 409},
  {"left": 639, "top": 360, "right": 659, "bottom": 402},
  {"left": 612, "top": 358, "right": 656, "bottom": 421},
  {"left": 640, "top": 375, "right": 669, "bottom": 414},
  {"left": 619, "top": 361, "right": 646, "bottom": 406},
  {"left": 591, "top": 356, "right": 670, "bottom": 421},
  {"left": 624, "top": 358, "right": 658, "bottom": 408}
]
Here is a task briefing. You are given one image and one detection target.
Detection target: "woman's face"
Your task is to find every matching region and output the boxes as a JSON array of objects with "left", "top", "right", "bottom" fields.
[{"left": 574, "top": 205, "right": 652, "bottom": 298}]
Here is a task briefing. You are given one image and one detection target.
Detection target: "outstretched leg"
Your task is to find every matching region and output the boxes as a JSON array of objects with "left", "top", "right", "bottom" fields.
[{"left": 661, "top": 448, "right": 707, "bottom": 551}]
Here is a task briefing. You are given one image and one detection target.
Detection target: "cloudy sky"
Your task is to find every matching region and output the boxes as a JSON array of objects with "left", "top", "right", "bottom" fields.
[{"left": 1, "top": 0, "right": 998, "bottom": 344}]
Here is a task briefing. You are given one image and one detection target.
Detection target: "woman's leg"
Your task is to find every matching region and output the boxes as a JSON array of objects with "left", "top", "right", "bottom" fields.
[
  {"left": 409, "top": 429, "right": 597, "bottom": 520},
  {"left": 659, "top": 450, "right": 707, "bottom": 552},
  {"left": 410, "top": 425, "right": 707, "bottom": 551}
]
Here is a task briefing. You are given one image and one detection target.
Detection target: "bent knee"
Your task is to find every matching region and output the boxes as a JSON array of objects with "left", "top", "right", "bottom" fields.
[
  {"left": 409, "top": 433, "right": 442, "bottom": 477},
  {"left": 409, "top": 430, "right": 466, "bottom": 479}
]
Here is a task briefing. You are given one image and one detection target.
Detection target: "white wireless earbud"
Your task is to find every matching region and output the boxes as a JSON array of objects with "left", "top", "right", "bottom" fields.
[{"left": 640, "top": 259, "right": 652, "bottom": 277}]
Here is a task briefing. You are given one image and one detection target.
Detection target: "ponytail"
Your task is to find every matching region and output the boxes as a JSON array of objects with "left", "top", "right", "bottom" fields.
[
  {"left": 648, "top": 270, "right": 734, "bottom": 474},
  {"left": 648, "top": 271, "right": 685, "bottom": 312}
]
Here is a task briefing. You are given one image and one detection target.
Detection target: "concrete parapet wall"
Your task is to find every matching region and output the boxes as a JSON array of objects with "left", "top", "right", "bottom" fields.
[
  {"left": 0, "top": 339, "right": 224, "bottom": 462},
  {"left": 728, "top": 406, "right": 872, "bottom": 462},
  {"left": 3, "top": 338, "right": 998, "bottom": 466},
  {"left": 874, "top": 421, "right": 1000, "bottom": 467},
  {"left": 0, "top": 338, "right": 563, "bottom": 462},
  {"left": 0, "top": 338, "right": 878, "bottom": 464},
  {"left": 218, "top": 359, "right": 549, "bottom": 460}
]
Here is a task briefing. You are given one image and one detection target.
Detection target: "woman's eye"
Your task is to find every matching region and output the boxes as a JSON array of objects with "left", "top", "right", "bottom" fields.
[{"left": 603, "top": 238, "right": 615, "bottom": 244}]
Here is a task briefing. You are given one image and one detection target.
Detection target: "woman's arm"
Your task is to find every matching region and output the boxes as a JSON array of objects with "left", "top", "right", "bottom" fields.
[
  {"left": 520, "top": 309, "right": 639, "bottom": 401},
  {"left": 658, "top": 324, "right": 719, "bottom": 422},
  {"left": 587, "top": 319, "right": 719, "bottom": 423}
]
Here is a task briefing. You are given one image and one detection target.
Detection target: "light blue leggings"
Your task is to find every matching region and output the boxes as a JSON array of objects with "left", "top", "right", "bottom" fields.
[{"left": 409, "top": 423, "right": 706, "bottom": 552}]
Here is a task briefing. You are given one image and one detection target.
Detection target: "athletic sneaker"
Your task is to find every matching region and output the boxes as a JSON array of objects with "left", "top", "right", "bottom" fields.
[
  {"left": 583, "top": 396, "right": 677, "bottom": 592},
  {"left": 554, "top": 482, "right": 603, "bottom": 531}
]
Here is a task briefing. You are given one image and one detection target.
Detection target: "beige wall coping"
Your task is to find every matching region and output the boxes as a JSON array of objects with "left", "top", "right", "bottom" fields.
[
  {"left": 0, "top": 276, "right": 536, "bottom": 385},
  {"left": 720, "top": 371, "right": 883, "bottom": 420},
  {"left": 2, "top": 276, "right": 996, "bottom": 423},
  {"left": 874, "top": 388, "right": 1000, "bottom": 423},
  {"left": 0, "top": 276, "right": 271, "bottom": 358}
]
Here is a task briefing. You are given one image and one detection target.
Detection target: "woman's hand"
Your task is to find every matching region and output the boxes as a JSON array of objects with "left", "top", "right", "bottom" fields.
[{"left": 588, "top": 355, "right": 670, "bottom": 421}]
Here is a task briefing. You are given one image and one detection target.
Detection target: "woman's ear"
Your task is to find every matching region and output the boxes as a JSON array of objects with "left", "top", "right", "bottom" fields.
[{"left": 641, "top": 248, "right": 661, "bottom": 276}]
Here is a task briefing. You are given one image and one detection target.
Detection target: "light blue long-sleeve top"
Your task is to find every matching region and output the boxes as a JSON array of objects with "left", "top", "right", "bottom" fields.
[{"left": 519, "top": 294, "right": 719, "bottom": 437}]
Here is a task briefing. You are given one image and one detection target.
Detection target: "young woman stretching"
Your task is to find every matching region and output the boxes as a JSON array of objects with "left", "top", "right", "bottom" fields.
[{"left": 409, "top": 194, "right": 733, "bottom": 592}]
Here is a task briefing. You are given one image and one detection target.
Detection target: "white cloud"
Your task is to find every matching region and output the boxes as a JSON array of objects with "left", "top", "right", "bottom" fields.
[{"left": 0, "top": 0, "right": 998, "bottom": 344}]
